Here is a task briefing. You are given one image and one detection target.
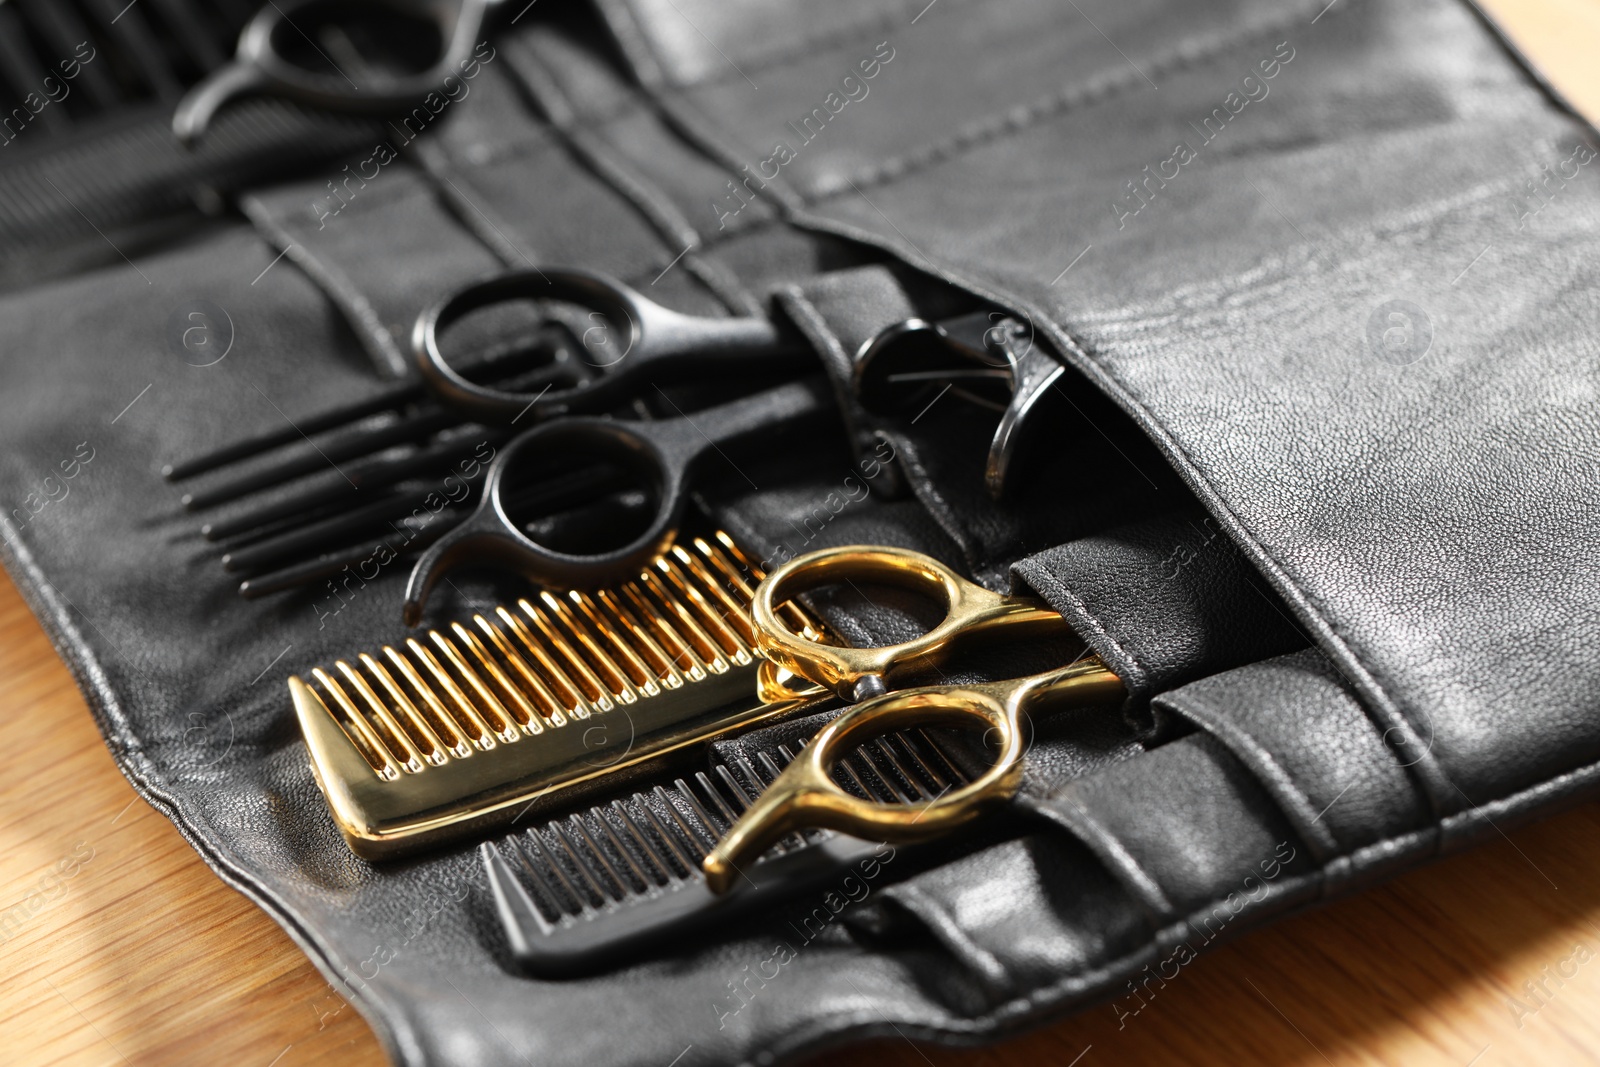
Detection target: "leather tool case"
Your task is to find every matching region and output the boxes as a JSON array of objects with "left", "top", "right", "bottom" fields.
[{"left": 1, "top": 0, "right": 1597, "bottom": 1063}]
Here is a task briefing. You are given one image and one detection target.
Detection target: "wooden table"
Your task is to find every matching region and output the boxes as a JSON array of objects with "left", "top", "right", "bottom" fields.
[{"left": 5, "top": 3, "right": 1599, "bottom": 1062}]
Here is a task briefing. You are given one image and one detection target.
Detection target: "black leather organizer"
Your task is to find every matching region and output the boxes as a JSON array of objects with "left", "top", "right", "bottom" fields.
[{"left": 0, "top": 0, "right": 1597, "bottom": 1064}]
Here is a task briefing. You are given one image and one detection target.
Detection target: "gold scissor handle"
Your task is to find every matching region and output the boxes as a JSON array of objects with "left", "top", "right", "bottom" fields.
[
  {"left": 750, "top": 544, "right": 1068, "bottom": 700},
  {"left": 706, "top": 543, "right": 1124, "bottom": 894},
  {"left": 702, "top": 655, "right": 1121, "bottom": 893}
]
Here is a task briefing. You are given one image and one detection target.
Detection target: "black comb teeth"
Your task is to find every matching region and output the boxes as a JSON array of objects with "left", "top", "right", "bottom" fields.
[{"left": 483, "top": 730, "right": 967, "bottom": 973}]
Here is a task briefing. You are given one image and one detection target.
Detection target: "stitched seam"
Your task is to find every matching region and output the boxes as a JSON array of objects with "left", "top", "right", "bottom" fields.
[
  {"left": 721, "top": 220, "right": 1397, "bottom": 813},
  {"left": 888, "top": 433, "right": 985, "bottom": 574},
  {"left": 1081, "top": 169, "right": 1562, "bottom": 331},
  {"left": 801, "top": 0, "right": 1338, "bottom": 204},
  {"left": 1163, "top": 691, "right": 1343, "bottom": 859},
  {"left": 681, "top": 253, "right": 761, "bottom": 316},
  {"left": 776, "top": 283, "right": 995, "bottom": 531},
  {"left": 1013, "top": 559, "right": 1142, "bottom": 690},
  {"left": 1041, "top": 793, "right": 1174, "bottom": 918},
  {"left": 0, "top": 529, "right": 429, "bottom": 1060},
  {"left": 893, "top": 248, "right": 1439, "bottom": 796},
  {"left": 743, "top": 749, "right": 1600, "bottom": 1067},
  {"left": 666, "top": 0, "right": 968, "bottom": 91},
  {"left": 504, "top": 35, "right": 705, "bottom": 252},
  {"left": 570, "top": 129, "right": 708, "bottom": 250},
  {"left": 494, "top": 30, "right": 813, "bottom": 276},
  {"left": 733, "top": 207, "right": 1428, "bottom": 808},
  {"left": 686, "top": 213, "right": 794, "bottom": 260},
  {"left": 774, "top": 287, "right": 876, "bottom": 416},
  {"left": 508, "top": 44, "right": 703, "bottom": 252},
  {"left": 238, "top": 195, "right": 407, "bottom": 378},
  {"left": 731, "top": 828, "right": 1419, "bottom": 1067},
  {"left": 416, "top": 147, "right": 539, "bottom": 268},
  {"left": 1231, "top": 568, "right": 1444, "bottom": 803},
  {"left": 891, "top": 883, "right": 1013, "bottom": 991},
  {"left": 508, "top": 0, "right": 1440, "bottom": 811},
  {"left": 448, "top": 40, "right": 757, "bottom": 311}
]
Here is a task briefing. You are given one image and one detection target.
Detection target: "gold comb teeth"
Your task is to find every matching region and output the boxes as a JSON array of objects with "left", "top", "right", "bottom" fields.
[{"left": 291, "top": 532, "right": 829, "bottom": 859}]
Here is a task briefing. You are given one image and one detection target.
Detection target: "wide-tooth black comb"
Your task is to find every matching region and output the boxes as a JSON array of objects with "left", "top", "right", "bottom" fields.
[{"left": 482, "top": 727, "right": 969, "bottom": 976}]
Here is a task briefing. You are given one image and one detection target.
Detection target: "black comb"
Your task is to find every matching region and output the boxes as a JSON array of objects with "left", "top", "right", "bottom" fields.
[
  {"left": 164, "top": 328, "right": 590, "bottom": 597},
  {"left": 482, "top": 727, "right": 969, "bottom": 976}
]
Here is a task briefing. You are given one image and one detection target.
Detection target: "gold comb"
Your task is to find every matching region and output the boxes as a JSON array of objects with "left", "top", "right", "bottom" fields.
[{"left": 290, "top": 532, "right": 828, "bottom": 859}]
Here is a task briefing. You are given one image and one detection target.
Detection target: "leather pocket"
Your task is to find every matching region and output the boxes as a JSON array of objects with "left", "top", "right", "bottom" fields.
[
  {"left": 605, "top": 0, "right": 1600, "bottom": 815},
  {"left": 1012, "top": 512, "right": 1307, "bottom": 714},
  {"left": 1152, "top": 649, "right": 1431, "bottom": 880}
]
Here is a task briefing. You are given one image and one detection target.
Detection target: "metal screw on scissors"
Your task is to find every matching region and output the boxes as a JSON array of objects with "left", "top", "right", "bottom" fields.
[
  {"left": 399, "top": 376, "right": 837, "bottom": 625},
  {"left": 701, "top": 544, "right": 1124, "bottom": 894},
  {"left": 174, "top": 0, "right": 506, "bottom": 143}
]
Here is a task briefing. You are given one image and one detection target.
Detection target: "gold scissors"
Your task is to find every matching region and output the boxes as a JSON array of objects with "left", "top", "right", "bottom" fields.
[{"left": 702, "top": 544, "right": 1124, "bottom": 894}]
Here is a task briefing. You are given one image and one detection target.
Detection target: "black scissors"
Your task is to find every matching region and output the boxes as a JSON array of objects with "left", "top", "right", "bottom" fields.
[
  {"left": 173, "top": 0, "right": 504, "bottom": 143},
  {"left": 400, "top": 376, "right": 837, "bottom": 624},
  {"left": 854, "top": 311, "right": 1065, "bottom": 500},
  {"left": 412, "top": 268, "right": 804, "bottom": 423}
]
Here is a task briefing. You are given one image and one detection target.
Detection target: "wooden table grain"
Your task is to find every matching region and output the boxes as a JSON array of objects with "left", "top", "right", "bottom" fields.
[{"left": 3, "top": 3, "right": 1598, "bottom": 1063}]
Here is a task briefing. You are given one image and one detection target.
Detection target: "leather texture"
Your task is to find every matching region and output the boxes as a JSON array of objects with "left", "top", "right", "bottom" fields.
[
  {"left": 0, "top": 1, "right": 1596, "bottom": 1065},
  {"left": 1012, "top": 510, "right": 1307, "bottom": 715},
  {"left": 635, "top": 0, "right": 1600, "bottom": 816},
  {"left": 1152, "top": 649, "right": 1433, "bottom": 869}
]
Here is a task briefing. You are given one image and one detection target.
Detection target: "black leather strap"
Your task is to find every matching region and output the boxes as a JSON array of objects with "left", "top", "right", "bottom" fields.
[
  {"left": 1012, "top": 511, "right": 1308, "bottom": 716},
  {"left": 1153, "top": 649, "right": 1432, "bottom": 866},
  {"left": 241, "top": 168, "right": 502, "bottom": 378}
]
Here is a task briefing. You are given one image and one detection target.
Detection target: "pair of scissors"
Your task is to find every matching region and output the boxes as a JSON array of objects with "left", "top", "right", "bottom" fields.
[
  {"left": 412, "top": 268, "right": 806, "bottom": 424},
  {"left": 854, "top": 311, "right": 1065, "bottom": 500},
  {"left": 400, "top": 375, "right": 837, "bottom": 624},
  {"left": 174, "top": 0, "right": 505, "bottom": 143},
  {"left": 701, "top": 544, "right": 1125, "bottom": 894},
  {"left": 391, "top": 269, "right": 820, "bottom": 620}
]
